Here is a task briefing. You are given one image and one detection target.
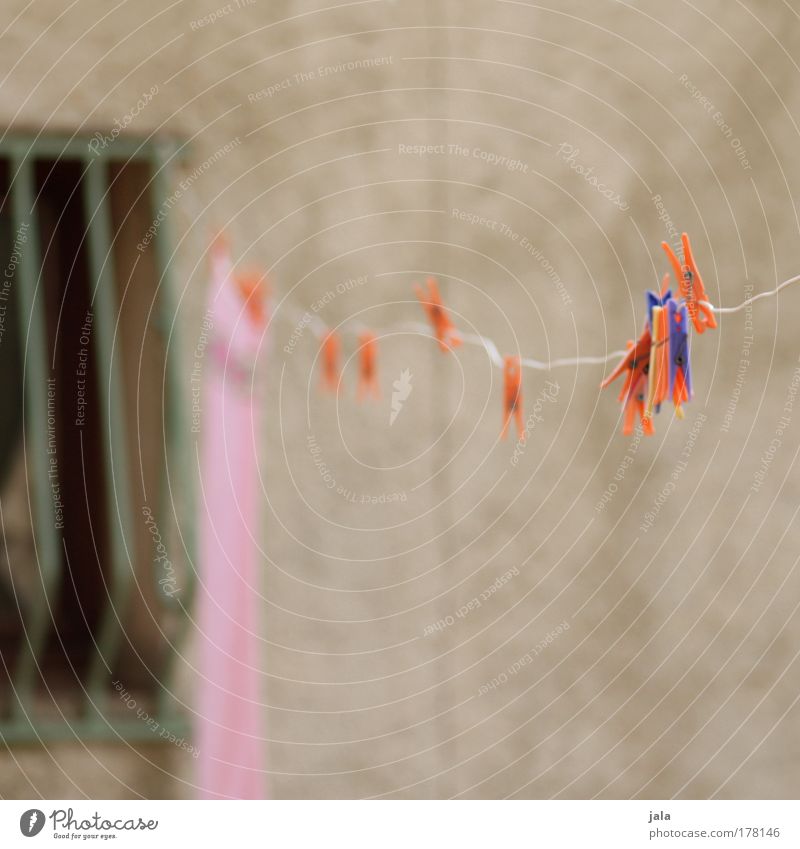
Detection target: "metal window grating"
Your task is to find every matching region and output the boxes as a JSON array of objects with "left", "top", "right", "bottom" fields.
[{"left": 0, "top": 135, "right": 195, "bottom": 744}]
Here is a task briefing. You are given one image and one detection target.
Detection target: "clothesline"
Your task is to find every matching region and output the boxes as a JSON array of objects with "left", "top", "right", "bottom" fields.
[
  {"left": 705, "top": 273, "right": 800, "bottom": 315},
  {"left": 283, "top": 272, "right": 800, "bottom": 373}
]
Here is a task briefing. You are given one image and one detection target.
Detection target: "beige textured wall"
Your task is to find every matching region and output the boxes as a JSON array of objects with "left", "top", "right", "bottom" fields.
[{"left": 2, "top": 0, "right": 800, "bottom": 799}]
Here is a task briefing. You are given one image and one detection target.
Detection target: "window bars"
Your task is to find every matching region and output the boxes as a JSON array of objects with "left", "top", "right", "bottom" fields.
[{"left": 0, "top": 136, "right": 194, "bottom": 744}]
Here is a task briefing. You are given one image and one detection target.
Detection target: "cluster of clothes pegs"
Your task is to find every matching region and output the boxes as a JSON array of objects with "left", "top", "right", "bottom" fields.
[{"left": 600, "top": 233, "right": 715, "bottom": 436}]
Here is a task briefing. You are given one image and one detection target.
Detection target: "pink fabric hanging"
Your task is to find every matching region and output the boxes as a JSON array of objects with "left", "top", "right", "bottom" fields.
[{"left": 195, "top": 235, "right": 267, "bottom": 799}]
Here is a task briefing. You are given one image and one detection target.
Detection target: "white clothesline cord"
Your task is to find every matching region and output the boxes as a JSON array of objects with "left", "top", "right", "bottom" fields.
[
  {"left": 461, "top": 332, "right": 504, "bottom": 368},
  {"left": 522, "top": 352, "right": 630, "bottom": 369},
  {"left": 283, "top": 273, "right": 800, "bottom": 372},
  {"left": 702, "top": 273, "right": 800, "bottom": 315}
]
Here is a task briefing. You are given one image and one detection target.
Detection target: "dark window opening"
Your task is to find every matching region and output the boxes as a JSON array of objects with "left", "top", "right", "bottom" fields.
[{"left": 37, "top": 158, "right": 110, "bottom": 696}]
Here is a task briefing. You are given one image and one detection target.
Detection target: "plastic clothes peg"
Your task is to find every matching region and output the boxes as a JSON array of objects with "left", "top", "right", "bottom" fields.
[
  {"left": 600, "top": 325, "right": 652, "bottom": 398},
  {"left": 321, "top": 330, "right": 341, "bottom": 392},
  {"left": 357, "top": 331, "right": 380, "bottom": 400},
  {"left": 667, "top": 298, "right": 692, "bottom": 418},
  {"left": 645, "top": 304, "right": 670, "bottom": 418},
  {"left": 661, "top": 233, "right": 717, "bottom": 334},
  {"left": 646, "top": 274, "right": 673, "bottom": 329},
  {"left": 601, "top": 325, "right": 654, "bottom": 436},
  {"left": 624, "top": 371, "right": 655, "bottom": 436},
  {"left": 236, "top": 269, "right": 269, "bottom": 326},
  {"left": 501, "top": 356, "right": 524, "bottom": 441},
  {"left": 415, "top": 277, "right": 462, "bottom": 351}
]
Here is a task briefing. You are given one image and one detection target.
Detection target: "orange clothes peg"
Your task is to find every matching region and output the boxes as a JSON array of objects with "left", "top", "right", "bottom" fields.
[
  {"left": 415, "top": 277, "right": 462, "bottom": 351},
  {"left": 501, "top": 356, "right": 524, "bottom": 441},
  {"left": 235, "top": 269, "right": 269, "bottom": 326},
  {"left": 623, "top": 372, "right": 655, "bottom": 436},
  {"left": 661, "top": 233, "right": 717, "bottom": 334},
  {"left": 357, "top": 331, "right": 380, "bottom": 400},
  {"left": 321, "top": 330, "right": 340, "bottom": 392},
  {"left": 601, "top": 325, "right": 655, "bottom": 436},
  {"left": 600, "top": 325, "right": 652, "bottom": 396}
]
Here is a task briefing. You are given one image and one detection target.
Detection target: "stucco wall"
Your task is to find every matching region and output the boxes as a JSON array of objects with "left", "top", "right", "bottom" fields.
[{"left": 2, "top": 0, "right": 800, "bottom": 799}]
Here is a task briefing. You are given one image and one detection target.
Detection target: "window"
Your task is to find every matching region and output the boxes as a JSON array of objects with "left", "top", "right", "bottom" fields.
[{"left": 0, "top": 137, "right": 193, "bottom": 743}]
